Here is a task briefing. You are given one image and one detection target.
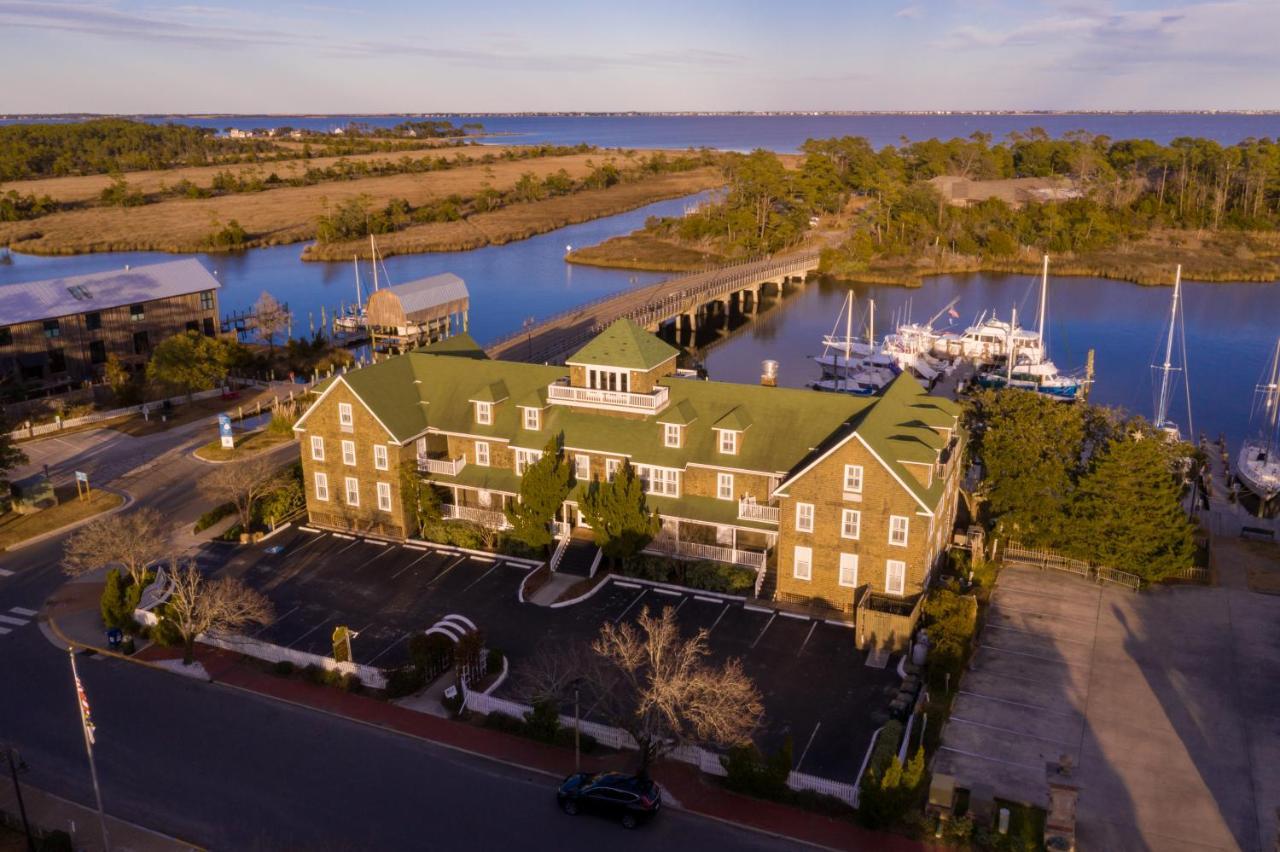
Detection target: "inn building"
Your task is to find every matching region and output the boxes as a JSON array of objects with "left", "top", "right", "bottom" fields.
[
  {"left": 0, "top": 259, "right": 221, "bottom": 396},
  {"left": 293, "top": 320, "right": 964, "bottom": 646}
]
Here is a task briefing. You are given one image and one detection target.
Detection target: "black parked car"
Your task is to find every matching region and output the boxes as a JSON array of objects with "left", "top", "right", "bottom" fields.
[{"left": 556, "top": 771, "right": 661, "bottom": 829}]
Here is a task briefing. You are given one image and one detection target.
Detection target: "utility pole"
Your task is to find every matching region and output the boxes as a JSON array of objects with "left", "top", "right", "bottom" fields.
[{"left": 3, "top": 745, "right": 34, "bottom": 852}]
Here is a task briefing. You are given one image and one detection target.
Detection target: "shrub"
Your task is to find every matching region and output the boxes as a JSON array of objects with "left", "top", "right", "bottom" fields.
[
  {"left": 273, "top": 660, "right": 295, "bottom": 676},
  {"left": 722, "top": 739, "right": 792, "bottom": 799},
  {"left": 100, "top": 569, "right": 149, "bottom": 631},
  {"left": 408, "top": 632, "right": 453, "bottom": 671},
  {"left": 193, "top": 503, "right": 236, "bottom": 533},
  {"left": 486, "top": 648, "right": 505, "bottom": 675},
  {"left": 524, "top": 697, "right": 561, "bottom": 743},
  {"left": 482, "top": 711, "right": 526, "bottom": 734},
  {"left": 148, "top": 614, "right": 183, "bottom": 647},
  {"left": 303, "top": 663, "right": 328, "bottom": 685},
  {"left": 38, "top": 830, "right": 74, "bottom": 852},
  {"left": 383, "top": 664, "right": 427, "bottom": 698},
  {"left": 554, "top": 727, "right": 598, "bottom": 754}
]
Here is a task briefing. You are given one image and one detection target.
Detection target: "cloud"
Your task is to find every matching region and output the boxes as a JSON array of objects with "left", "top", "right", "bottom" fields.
[{"left": 895, "top": 5, "right": 922, "bottom": 19}]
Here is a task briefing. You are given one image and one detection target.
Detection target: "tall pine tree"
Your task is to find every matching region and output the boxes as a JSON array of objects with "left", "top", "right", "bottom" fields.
[
  {"left": 505, "top": 436, "right": 572, "bottom": 554},
  {"left": 1067, "top": 432, "right": 1196, "bottom": 581},
  {"left": 581, "top": 461, "right": 659, "bottom": 568}
]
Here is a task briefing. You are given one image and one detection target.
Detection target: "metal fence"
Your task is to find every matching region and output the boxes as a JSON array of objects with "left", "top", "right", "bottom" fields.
[{"left": 1003, "top": 543, "right": 1142, "bottom": 591}]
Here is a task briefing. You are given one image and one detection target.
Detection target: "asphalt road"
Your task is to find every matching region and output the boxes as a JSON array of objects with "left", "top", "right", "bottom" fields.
[{"left": 0, "top": 431, "right": 801, "bottom": 851}]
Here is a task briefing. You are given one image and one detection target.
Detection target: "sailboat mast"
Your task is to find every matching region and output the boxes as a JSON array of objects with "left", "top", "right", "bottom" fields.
[
  {"left": 1037, "top": 254, "right": 1049, "bottom": 350},
  {"left": 352, "top": 255, "right": 363, "bottom": 311},
  {"left": 1156, "top": 265, "right": 1181, "bottom": 427},
  {"left": 868, "top": 299, "right": 876, "bottom": 347},
  {"left": 1267, "top": 339, "right": 1280, "bottom": 453},
  {"left": 370, "top": 234, "right": 379, "bottom": 291},
  {"left": 1007, "top": 307, "right": 1017, "bottom": 382}
]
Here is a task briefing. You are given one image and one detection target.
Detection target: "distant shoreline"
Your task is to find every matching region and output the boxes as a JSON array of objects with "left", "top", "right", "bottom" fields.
[{"left": 5, "top": 110, "right": 1280, "bottom": 120}]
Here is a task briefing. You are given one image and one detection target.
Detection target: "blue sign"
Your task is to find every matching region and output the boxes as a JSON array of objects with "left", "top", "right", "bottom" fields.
[{"left": 218, "top": 414, "right": 233, "bottom": 438}]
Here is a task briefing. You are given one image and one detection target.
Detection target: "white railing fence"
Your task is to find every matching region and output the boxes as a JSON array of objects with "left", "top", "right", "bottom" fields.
[
  {"left": 418, "top": 455, "right": 467, "bottom": 476},
  {"left": 738, "top": 496, "right": 781, "bottom": 523},
  {"left": 547, "top": 383, "right": 669, "bottom": 412},
  {"left": 649, "top": 535, "right": 767, "bottom": 570},
  {"left": 443, "top": 503, "right": 511, "bottom": 530},
  {"left": 462, "top": 690, "right": 857, "bottom": 806},
  {"left": 549, "top": 528, "right": 572, "bottom": 573}
]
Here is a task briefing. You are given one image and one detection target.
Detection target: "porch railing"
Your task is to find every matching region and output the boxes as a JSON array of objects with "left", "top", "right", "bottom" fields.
[
  {"left": 546, "top": 382, "right": 669, "bottom": 412},
  {"left": 442, "top": 503, "right": 509, "bottom": 530},
  {"left": 418, "top": 455, "right": 467, "bottom": 476},
  {"left": 650, "top": 534, "right": 766, "bottom": 570},
  {"left": 738, "top": 497, "right": 781, "bottom": 524}
]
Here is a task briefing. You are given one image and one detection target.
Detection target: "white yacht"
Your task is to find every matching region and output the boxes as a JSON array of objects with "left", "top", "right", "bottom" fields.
[
  {"left": 811, "top": 292, "right": 899, "bottom": 396},
  {"left": 1236, "top": 339, "right": 1280, "bottom": 506}
]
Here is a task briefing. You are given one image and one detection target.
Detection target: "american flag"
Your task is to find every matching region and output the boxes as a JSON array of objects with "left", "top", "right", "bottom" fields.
[
  {"left": 75, "top": 669, "right": 96, "bottom": 746},
  {"left": 948, "top": 307, "right": 961, "bottom": 319}
]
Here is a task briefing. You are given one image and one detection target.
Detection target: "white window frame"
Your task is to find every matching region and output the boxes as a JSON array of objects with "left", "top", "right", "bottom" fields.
[
  {"left": 338, "top": 402, "right": 353, "bottom": 433},
  {"left": 373, "top": 444, "right": 388, "bottom": 471},
  {"left": 515, "top": 448, "right": 542, "bottom": 476},
  {"left": 839, "top": 553, "right": 859, "bottom": 588},
  {"left": 718, "top": 430, "right": 738, "bottom": 455},
  {"left": 341, "top": 439, "right": 356, "bottom": 467},
  {"left": 795, "top": 502, "right": 814, "bottom": 533},
  {"left": 523, "top": 407, "right": 540, "bottom": 431},
  {"left": 475, "top": 441, "right": 490, "bottom": 467},
  {"left": 313, "top": 471, "right": 329, "bottom": 502},
  {"left": 636, "top": 465, "right": 680, "bottom": 497},
  {"left": 843, "top": 464, "right": 863, "bottom": 495},
  {"left": 889, "top": 515, "right": 910, "bottom": 547},
  {"left": 344, "top": 476, "right": 359, "bottom": 507},
  {"left": 716, "top": 472, "right": 734, "bottom": 501},
  {"left": 841, "top": 508, "right": 861, "bottom": 540},
  {"left": 475, "top": 401, "right": 492, "bottom": 425},
  {"left": 574, "top": 453, "right": 590, "bottom": 481},
  {"left": 376, "top": 481, "right": 392, "bottom": 512},
  {"left": 605, "top": 458, "right": 621, "bottom": 482},
  {"left": 886, "top": 559, "right": 906, "bottom": 595},
  {"left": 793, "top": 545, "right": 812, "bottom": 581},
  {"left": 310, "top": 435, "right": 324, "bottom": 461},
  {"left": 664, "top": 423, "right": 682, "bottom": 448}
]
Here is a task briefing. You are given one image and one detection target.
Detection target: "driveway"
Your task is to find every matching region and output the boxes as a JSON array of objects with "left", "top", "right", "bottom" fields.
[
  {"left": 217, "top": 527, "right": 901, "bottom": 781},
  {"left": 935, "top": 545, "right": 1280, "bottom": 852}
]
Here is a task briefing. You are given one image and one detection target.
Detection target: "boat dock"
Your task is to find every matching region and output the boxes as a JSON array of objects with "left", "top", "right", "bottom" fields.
[{"left": 1198, "top": 434, "right": 1279, "bottom": 535}]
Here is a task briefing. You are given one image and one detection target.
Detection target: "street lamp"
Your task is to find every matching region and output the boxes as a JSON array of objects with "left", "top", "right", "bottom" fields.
[
  {"left": 570, "top": 678, "right": 584, "bottom": 773},
  {"left": 3, "top": 744, "right": 34, "bottom": 852}
]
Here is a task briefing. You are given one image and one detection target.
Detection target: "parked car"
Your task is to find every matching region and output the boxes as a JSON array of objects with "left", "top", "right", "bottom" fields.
[{"left": 556, "top": 771, "right": 661, "bottom": 829}]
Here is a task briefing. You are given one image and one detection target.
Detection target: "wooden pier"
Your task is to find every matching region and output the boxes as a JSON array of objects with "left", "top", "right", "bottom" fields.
[{"left": 486, "top": 251, "right": 820, "bottom": 364}]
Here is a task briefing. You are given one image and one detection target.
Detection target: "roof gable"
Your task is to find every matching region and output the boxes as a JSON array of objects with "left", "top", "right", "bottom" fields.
[{"left": 566, "top": 319, "right": 679, "bottom": 371}]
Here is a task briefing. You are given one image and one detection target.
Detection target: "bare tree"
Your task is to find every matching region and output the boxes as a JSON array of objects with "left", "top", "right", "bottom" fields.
[
  {"left": 62, "top": 507, "right": 168, "bottom": 586},
  {"left": 202, "top": 461, "right": 285, "bottom": 531},
  {"left": 588, "top": 606, "right": 763, "bottom": 776},
  {"left": 163, "top": 560, "right": 273, "bottom": 664},
  {"left": 253, "top": 290, "right": 291, "bottom": 353}
]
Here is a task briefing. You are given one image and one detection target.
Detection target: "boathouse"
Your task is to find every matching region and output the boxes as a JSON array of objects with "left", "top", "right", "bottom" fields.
[{"left": 364, "top": 273, "right": 470, "bottom": 353}]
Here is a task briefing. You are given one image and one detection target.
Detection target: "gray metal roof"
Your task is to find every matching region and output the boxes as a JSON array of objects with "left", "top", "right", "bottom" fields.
[
  {"left": 387, "top": 273, "right": 469, "bottom": 317},
  {"left": 0, "top": 259, "right": 220, "bottom": 326}
]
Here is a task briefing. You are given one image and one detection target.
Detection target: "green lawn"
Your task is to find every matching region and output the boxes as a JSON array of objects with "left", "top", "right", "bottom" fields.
[
  {"left": 0, "top": 484, "right": 123, "bottom": 551},
  {"left": 194, "top": 428, "right": 293, "bottom": 462}
]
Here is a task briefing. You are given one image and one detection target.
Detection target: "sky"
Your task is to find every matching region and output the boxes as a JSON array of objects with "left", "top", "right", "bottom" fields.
[{"left": 0, "top": 0, "right": 1276, "bottom": 113}]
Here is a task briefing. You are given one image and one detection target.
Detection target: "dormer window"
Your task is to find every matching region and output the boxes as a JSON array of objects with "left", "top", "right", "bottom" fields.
[
  {"left": 718, "top": 430, "right": 738, "bottom": 455},
  {"left": 475, "top": 401, "right": 492, "bottom": 425},
  {"left": 663, "top": 423, "right": 682, "bottom": 448},
  {"left": 523, "top": 407, "right": 541, "bottom": 431}
]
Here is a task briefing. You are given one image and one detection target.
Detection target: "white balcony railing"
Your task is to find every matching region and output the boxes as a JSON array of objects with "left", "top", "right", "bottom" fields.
[
  {"left": 442, "top": 503, "right": 510, "bottom": 530},
  {"left": 418, "top": 455, "right": 467, "bottom": 476},
  {"left": 546, "top": 382, "right": 669, "bottom": 413},
  {"left": 738, "top": 497, "right": 781, "bottom": 524},
  {"left": 650, "top": 534, "right": 766, "bottom": 570}
]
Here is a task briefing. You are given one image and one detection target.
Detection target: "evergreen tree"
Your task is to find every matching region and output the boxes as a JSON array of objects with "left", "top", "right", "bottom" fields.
[
  {"left": 967, "top": 389, "right": 1085, "bottom": 546},
  {"left": 580, "top": 461, "right": 660, "bottom": 568},
  {"left": 1067, "top": 431, "right": 1196, "bottom": 581},
  {"left": 504, "top": 436, "right": 572, "bottom": 554},
  {"left": 0, "top": 411, "right": 28, "bottom": 495}
]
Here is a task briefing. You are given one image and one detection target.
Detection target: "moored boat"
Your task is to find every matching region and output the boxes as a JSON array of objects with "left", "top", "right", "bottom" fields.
[{"left": 1236, "top": 338, "right": 1280, "bottom": 506}]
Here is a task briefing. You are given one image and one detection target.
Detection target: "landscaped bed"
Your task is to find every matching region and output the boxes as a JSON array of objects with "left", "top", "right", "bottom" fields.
[
  {"left": 0, "top": 484, "right": 122, "bottom": 551},
  {"left": 194, "top": 428, "right": 293, "bottom": 462}
]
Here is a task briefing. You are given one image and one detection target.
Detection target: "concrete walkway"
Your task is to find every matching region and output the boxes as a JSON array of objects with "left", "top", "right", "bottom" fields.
[
  {"left": 526, "top": 571, "right": 579, "bottom": 606},
  {"left": 0, "top": 780, "right": 200, "bottom": 852}
]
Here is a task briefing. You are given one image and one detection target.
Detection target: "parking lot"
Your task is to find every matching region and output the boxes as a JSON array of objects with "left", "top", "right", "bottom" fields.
[{"left": 211, "top": 526, "right": 901, "bottom": 780}]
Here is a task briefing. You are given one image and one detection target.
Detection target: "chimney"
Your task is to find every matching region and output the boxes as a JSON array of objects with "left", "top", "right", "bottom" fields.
[{"left": 760, "top": 360, "right": 778, "bottom": 387}]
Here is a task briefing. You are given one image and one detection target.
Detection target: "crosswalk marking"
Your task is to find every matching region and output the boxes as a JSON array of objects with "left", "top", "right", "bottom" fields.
[
  {"left": 0, "top": 568, "right": 14, "bottom": 577},
  {"left": 0, "top": 627, "right": 10, "bottom": 635},
  {"left": 10, "top": 607, "right": 37, "bottom": 617},
  {"left": 0, "top": 614, "right": 29, "bottom": 627}
]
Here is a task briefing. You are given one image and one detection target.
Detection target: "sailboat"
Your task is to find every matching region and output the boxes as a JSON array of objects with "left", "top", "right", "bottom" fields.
[
  {"left": 811, "top": 292, "right": 899, "bottom": 395},
  {"left": 332, "top": 234, "right": 386, "bottom": 334},
  {"left": 1151, "top": 265, "right": 1192, "bottom": 441},
  {"left": 974, "top": 256, "right": 1085, "bottom": 400},
  {"left": 1236, "top": 338, "right": 1280, "bottom": 506},
  {"left": 882, "top": 298, "right": 956, "bottom": 382}
]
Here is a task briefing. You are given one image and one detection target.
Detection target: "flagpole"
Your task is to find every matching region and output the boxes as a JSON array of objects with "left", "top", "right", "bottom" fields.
[{"left": 68, "top": 648, "right": 110, "bottom": 852}]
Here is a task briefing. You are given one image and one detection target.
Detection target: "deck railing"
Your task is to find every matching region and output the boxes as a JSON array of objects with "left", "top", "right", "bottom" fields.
[
  {"left": 546, "top": 383, "right": 669, "bottom": 412},
  {"left": 443, "top": 503, "right": 509, "bottom": 530},
  {"left": 738, "top": 497, "right": 781, "bottom": 523},
  {"left": 418, "top": 455, "right": 467, "bottom": 476},
  {"left": 650, "top": 534, "right": 766, "bottom": 570}
]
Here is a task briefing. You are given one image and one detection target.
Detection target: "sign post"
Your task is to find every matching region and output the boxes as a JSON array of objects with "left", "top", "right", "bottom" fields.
[
  {"left": 218, "top": 413, "right": 234, "bottom": 450},
  {"left": 74, "top": 471, "right": 90, "bottom": 502}
]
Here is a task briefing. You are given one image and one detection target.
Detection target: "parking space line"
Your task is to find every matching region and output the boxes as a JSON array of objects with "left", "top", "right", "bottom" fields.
[
  {"left": 404, "top": 543, "right": 429, "bottom": 551},
  {"left": 984, "top": 622, "right": 1092, "bottom": 645},
  {"left": 458, "top": 561, "right": 502, "bottom": 594},
  {"left": 286, "top": 618, "right": 331, "bottom": 649},
  {"left": 614, "top": 581, "right": 641, "bottom": 589},
  {"left": 948, "top": 716, "right": 1077, "bottom": 748},
  {"left": 363, "top": 538, "right": 389, "bottom": 547},
  {"left": 653, "top": 588, "right": 682, "bottom": 597},
  {"left": 743, "top": 602, "right": 773, "bottom": 614},
  {"left": 0, "top": 569, "right": 13, "bottom": 577},
  {"left": 331, "top": 532, "right": 356, "bottom": 541},
  {"left": 750, "top": 612, "right": 777, "bottom": 649},
  {"left": 425, "top": 555, "right": 468, "bottom": 587},
  {"left": 285, "top": 534, "right": 328, "bottom": 556},
  {"left": 299, "top": 526, "right": 320, "bottom": 533},
  {"left": 334, "top": 538, "right": 367, "bottom": 556},
  {"left": 10, "top": 607, "right": 37, "bottom": 617},
  {"left": 356, "top": 547, "right": 397, "bottom": 567},
  {"left": 938, "top": 745, "right": 1042, "bottom": 772},
  {"left": 613, "top": 589, "right": 649, "bottom": 623},
  {"left": 254, "top": 605, "right": 299, "bottom": 635},
  {"left": 692, "top": 595, "right": 722, "bottom": 604},
  {"left": 778, "top": 611, "right": 809, "bottom": 621},
  {"left": 0, "top": 627, "right": 10, "bottom": 635},
  {"left": 824, "top": 619, "right": 856, "bottom": 629},
  {"left": 366, "top": 633, "right": 411, "bottom": 665},
  {"left": 707, "top": 603, "right": 731, "bottom": 635},
  {"left": 673, "top": 595, "right": 690, "bottom": 614},
  {"left": 958, "top": 690, "right": 1078, "bottom": 717},
  {"left": 797, "top": 621, "right": 818, "bottom": 656},
  {"left": 391, "top": 551, "right": 434, "bottom": 579},
  {"left": 795, "top": 722, "right": 822, "bottom": 772},
  {"left": 977, "top": 643, "right": 1073, "bottom": 665}
]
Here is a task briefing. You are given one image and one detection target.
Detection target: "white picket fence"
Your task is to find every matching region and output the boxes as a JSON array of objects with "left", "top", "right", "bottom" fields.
[
  {"left": 8, "top": 386, "right": 229, "bottom": 440},
  {"left": 199, "top": 632, "right": 388, "bottom": 690},
  {"left": 463, "top": 690, "right": 858, "bottom": 807}
]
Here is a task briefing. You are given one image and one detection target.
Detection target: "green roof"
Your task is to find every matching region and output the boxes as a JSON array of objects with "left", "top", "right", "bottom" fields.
[
  {"left": 470, "top": 380, "right": 510, "bottom": 403},
  {"left": 712, "top": 407, "right": 754, "bottom": 432},
  {"left": 658, "top": 399, "right": 698, "bottom": 425},
  {"left": 566, "top": 319, "right": 679, "bottom": 371},
  {"left": 420, "top": 333, "right": 488, "bottom": 360}
]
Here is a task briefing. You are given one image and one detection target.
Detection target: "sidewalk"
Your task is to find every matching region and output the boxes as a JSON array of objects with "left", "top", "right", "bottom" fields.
[{"left": 0, "top": 772, "right": 199, "bottom": 852}]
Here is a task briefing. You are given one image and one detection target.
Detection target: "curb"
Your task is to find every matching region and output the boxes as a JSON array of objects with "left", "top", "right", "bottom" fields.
[
  {"left": 12, "top": 783, "right": 207, "bottom": 852},
  {"left": 1, "top": 486, "right": 133, "bottom": 553},
  {"left": 189, "top": 432, "right": 296, "bottom": 465}
]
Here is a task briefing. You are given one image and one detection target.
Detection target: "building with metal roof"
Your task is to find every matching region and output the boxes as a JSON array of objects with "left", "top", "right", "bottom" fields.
[{"left": 364, "top": 273, "right": 469, "bottom": 354}]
